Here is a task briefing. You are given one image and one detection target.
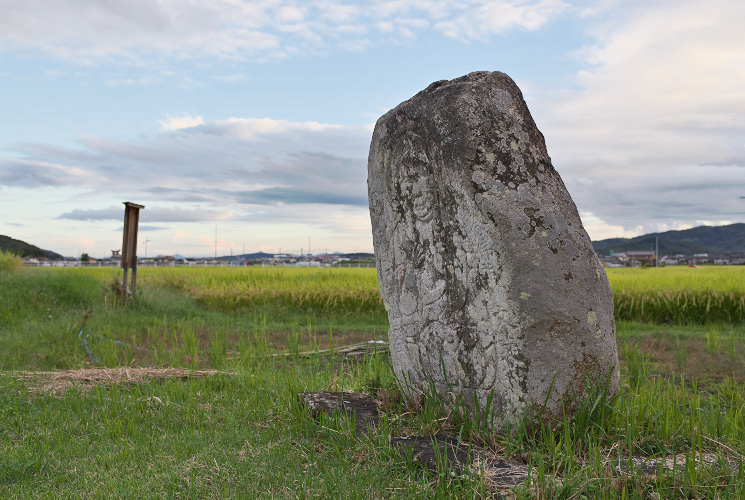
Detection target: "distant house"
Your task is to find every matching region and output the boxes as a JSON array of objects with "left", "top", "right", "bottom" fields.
[
  {"left": 731, "top": 254, "right": 745, "bottom": 265},
  {"left": 296, "top": 261, "right": 321, "bottom": 267},
  {"left": 626, "top": 251, "right": 657, "bottom": 267},
  {"left": 598, "top": 252, "right": 627, "bottom": 267},
  {"left": 318, "top": 255, "right": 337, "bottom": 265},
  {"left": 691, "top": 253, "right": 712, "bottom": 264}
]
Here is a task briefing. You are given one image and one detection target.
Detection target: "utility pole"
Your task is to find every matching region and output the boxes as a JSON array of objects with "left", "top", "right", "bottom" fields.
[
  {"left": 655, "top": 237, "right": 659, "bottom": 267},
  {"left": 142, "top": 238, "right": 151, "bottom": 259},
  {"left": 214, "top": 225, "right": 217, "bottom": 259}
]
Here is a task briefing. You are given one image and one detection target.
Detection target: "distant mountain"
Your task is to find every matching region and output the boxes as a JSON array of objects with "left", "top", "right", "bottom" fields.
[
  {"left": 592, "top": 223, "right": 745, "bottom": 256},
  {"left": 0, "top": 235, "right": 63, "bottom": 260}
]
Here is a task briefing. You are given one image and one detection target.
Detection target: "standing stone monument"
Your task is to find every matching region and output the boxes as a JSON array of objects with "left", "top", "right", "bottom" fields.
[{"left": 368, "top": 71, "right": 619, "bottom": 429}]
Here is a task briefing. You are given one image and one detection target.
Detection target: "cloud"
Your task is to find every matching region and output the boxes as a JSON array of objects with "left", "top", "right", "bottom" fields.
[
  {"left": 51, "top": 236, "right": 96, "bottom": 251},
  {"left": 58, "top": 207, "right": 123, "bottom": 221},
  {"left": 59, "top": 206, "right": 236, "bottom": 223},
  {"left": 435, "top": 0, "right": 568, "bottom": 40},
  {"left": 532, "top": 0, "right": 745, "bottom": 238},
  {"left": 4, "top": 115, "right": 370, "bottom": 230},
  {"left": 235, "top": 186, "right": 368, "bottom": 206},
  {"left": 199, "top": 117, "right": 349, "bottom": 141},
  {"left": 0, "top": 158, "right": 88, "bottom": 188},
  {"left": 0, "top": 1, "right": 567, "bottom": 62},
  {"left": 0, "top": 0, "right": 279, "bottom": 62},
  {"left": 159, "top": 114, "right": 205, "bottom": 131},
  {"left": 113, "top": 225, "right": 169, "bottom": 232}
]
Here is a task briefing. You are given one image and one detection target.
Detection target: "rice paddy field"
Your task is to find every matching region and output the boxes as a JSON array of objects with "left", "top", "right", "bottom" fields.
[
  {"left": 2, "top": 255, "right": 745, "bottom": 498},
  {"left": 608, "top": 267, "right": 745, "bottom": 325}
]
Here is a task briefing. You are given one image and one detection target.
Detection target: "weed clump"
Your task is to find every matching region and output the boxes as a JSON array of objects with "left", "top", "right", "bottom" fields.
[{"left": 0, "top": 249, "right": 22, "bottom": 274}]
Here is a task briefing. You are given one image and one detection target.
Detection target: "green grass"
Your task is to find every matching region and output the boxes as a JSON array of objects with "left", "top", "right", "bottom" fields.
[
  {"left": 3, "top": 346, "right": 745, "bottom": 498},
  {"left": 0, "top": 267, "right": 387, "bottom": 370},
  {"left": 2, "top": 266, "right": 745, "bottom": 498},
  {"left": 0, "top": 357, "right": 439, "bottom": 499}
]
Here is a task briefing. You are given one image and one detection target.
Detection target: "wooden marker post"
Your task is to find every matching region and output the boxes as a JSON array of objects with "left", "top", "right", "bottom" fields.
[{"left": 121, "top": 202, "right": 145, "bottom": 297}]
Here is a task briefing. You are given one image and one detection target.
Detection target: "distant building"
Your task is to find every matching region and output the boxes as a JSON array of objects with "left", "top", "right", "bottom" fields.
[{"left": 626, "top": 251, "right": 657, "bottom": 267}]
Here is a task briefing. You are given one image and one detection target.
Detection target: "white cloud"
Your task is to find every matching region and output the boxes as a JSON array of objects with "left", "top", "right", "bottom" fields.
[
  {"left": 51, "top": 236, "right": 96, "bottom": 251},
  {"left": 533, "top": 0, "right": 745, "bottom": 239},
  {"left": 205, "top": 117, "right": 347, "bottom": 140},
  {"left": 159, "top": 114, "right": 205, "bottom": 131},
  {"left": 276, "top": 5, "right": 306, "bottom": 24},
  {"left": 0, "top": 0, "right": 567, "bottom": 62},
  {"left": 435, "top": 0, "right": 568, "bottom": 40},
  {"left": 58, "top": 206, "right": 236, "bottom": 223},
  {"left": 0, "top": 158, "right": 88, "bottom": 187},
  {"left": 1, "top": 115, "right": 372, "bottom": 236}
]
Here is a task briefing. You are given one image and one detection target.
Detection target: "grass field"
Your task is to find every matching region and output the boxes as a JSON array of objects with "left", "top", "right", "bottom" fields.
[{"left": 2, "top": 261, "right": 745, "bottom": 498}]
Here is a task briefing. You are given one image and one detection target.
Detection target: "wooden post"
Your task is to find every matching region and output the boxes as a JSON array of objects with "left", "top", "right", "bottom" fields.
[{"left": 121, "top": 202, "right": 145, "bottom": 297}]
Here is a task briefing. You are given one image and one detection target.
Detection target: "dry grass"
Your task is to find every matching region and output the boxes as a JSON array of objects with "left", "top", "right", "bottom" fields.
[{"left": 12, "top": 367, "right": 230, "bottom": 394}]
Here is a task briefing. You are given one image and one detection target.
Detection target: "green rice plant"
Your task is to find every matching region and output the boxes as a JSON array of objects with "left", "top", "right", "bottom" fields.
[
  {"left": 181, "top": 325, "right": 201, "bottom": 367},
  {"left": 140, "top": 267, "right": 384, "bottom": 315},
  {"left": 706, "top": 327, "right": 722, "bottom": 354},
  {"left": 608, "top": 267, "right": 745, "bottom": 325},
  {"left": 622, "top": 342, "right": 648, "bottom": 388},
  {"left": 613, "top": 289, "right": 745, "bottom": 325},
  {"left": 675, "top": 335, "right": 689, "bottom": 372},
  {"left": 287, "top": 322, "right": 303, "bottom": 356},
  {"left": 607, "top": 267, "right": 745, "bottom": 293},
  {"left": 208, "top": 330, "right": 228, "bottom": 369},
  {"left": 725, "top": 331, "right": 740, "bottom": 362}
]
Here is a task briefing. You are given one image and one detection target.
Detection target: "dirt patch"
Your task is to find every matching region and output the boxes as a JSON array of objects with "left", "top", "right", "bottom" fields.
[
  {"left": 12, "top": 368, "right": 230, "bottom": 394},
  {"left": 618, "top": 334, "right": 745, "bottom": 388}
]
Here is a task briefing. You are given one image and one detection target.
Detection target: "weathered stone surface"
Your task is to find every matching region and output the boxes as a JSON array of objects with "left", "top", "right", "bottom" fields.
[{"left": 367, "top": 71, "right": 619, "bottom": 429}]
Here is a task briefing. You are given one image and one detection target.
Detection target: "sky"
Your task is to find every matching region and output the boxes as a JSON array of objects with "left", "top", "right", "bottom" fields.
[{"left": 1, "top": 0, "right": 744, "bottom": 259}]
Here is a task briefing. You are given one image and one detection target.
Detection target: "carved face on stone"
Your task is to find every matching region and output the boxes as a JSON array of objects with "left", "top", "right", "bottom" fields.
[
  {"left": 393, "top": 153, "right": 439, "bottom": 271},
  {"left": 411, "top": 175, "right": 433, "bottom": 223}
]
